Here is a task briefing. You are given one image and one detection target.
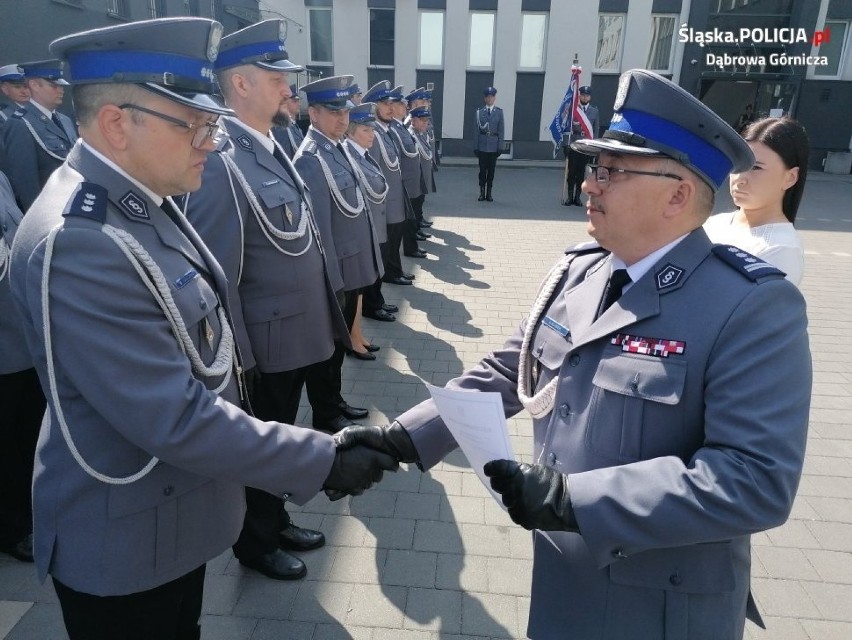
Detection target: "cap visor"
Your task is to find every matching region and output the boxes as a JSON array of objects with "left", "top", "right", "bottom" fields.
[
  {"left": 256, "top": 59, "right": 304, "bottom": 73},
  {"left": 316, "top": 100, "right": 354, "bottom": 112},
  {"left": 571, "top": 138, "right": 662, "bottom": 157},
  {"left": 143, "top": 84, "right": 235, "bottom": 116},
  {"left": 53, "top": 79, "right": 70, "bottom": 86}
]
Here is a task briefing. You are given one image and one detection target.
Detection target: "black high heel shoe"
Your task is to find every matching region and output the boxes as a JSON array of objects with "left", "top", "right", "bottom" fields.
[
  {"left": 345, "top": 348, "right": 376, "bottom": 361},
  {"left": 363, "top": 343, "right": 380, "bottom": 352}
]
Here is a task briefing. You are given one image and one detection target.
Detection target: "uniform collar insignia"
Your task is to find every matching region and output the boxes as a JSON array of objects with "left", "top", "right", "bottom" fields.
[
  {"left": 119, "top": 191, "right": 150, "bottom": 219},
  {"left": 236, "top": 134, "right": 253, "bottom": 150},
  {"left": 63, "top": 182, "right": 108, "bottom": 223},
  {"left": 655, "top": 263, "right": 684, "bottom": 290},
  {"left": 323, "top": 142, "right": 332, "bottom": 151}
]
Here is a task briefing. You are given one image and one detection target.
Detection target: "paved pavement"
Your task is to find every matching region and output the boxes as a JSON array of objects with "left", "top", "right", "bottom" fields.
[{"left": 1, "top": 160, "right": 850, "bottom": 639}]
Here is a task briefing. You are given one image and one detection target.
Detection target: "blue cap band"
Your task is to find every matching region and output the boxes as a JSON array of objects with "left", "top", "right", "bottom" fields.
[
  {"left": 214, "top": 40, "right": 286, "bottom": 70},
  {"left": 609, "top": 108, "right": 732, "bottom": 188},
  {"left": 24, "top": 68, "right": 63, "bottom": 80},
  {"left": 349, "top": 112, "right": 374, "bottom": 123},
  {"left": 66, "top": 50, "right": 215, "bottom": 89},
  {"left": 364, "top": 88, "right": 392, "bottom": 102},
  {"left": 305, "top": 87, "right": 353, "bottom": 103}
]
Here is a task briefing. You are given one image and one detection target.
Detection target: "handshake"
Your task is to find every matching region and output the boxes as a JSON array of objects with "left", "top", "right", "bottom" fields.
[{"left": 322, "top": 422, "right": 420, "bottom": 501}]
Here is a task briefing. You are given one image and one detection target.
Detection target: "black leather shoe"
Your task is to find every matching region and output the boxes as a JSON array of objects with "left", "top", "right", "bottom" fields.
[
  {"left": 364, "top": 343, "right": 381, "bottom": 352},
  {"left": 240, "top": 549, "right": 306, "bottom": 580},
  {"left": 313, "top": 415, "right": 355, "bottom": 434},
  {"left": 485, "top": 194, "right": 494, "bottom": 202},
  {"left": 383, "top": 276, "right": 413, "bottom": 285},
  {"left": 416, "top": 231, "right": 431, "bottom": 241},
  {"left": 572, "top": 197, "right": 583, "bottom": 206},
  {"left": 279, "top": 524, "right": 325, "bottom": 552},
  {"left": 0, "top": 534, "right": 34, "bottom": 563},
  {"left": 404, "top": 250, "right": 428, "bottom": 258},
  {"left": 381, "top": 304, "right": 398, "bottom": 313},
  {"left": 363, "top": 308, "right": 396, "bottom": 322},
  {"left": 339, "top": 402, "right": 368, "bottom": 419},
  {"left": 346, "top": 348, "right": 377, "bottom": 361},
  {"left": 419, "top": 220, "right": 433, "bottom": 228},
  {"left": 402, "top": 273, "right": 415, "bottom": 281}
]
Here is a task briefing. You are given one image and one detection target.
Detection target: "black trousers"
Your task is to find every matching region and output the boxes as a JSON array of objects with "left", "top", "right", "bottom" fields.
[
  {"left": 362, "top": 273, "right": 386, "bottom": 314},
  {"left": 383, "top": 222, "right": 405, "bottom": 279},
  {"left": 567, "top": 147, "right": 589, "bottom": 200},
  {"left": 304, "top": 289, "right": 358, "bottom": 426},
  {"left": 403, "top": 197, "right": 423, "bottom": 254},
  {"left": 54, "top": 564, "right": 206, "bottom": 640},
  {"left": 477, "top": 151, "right": 499, "bottom": 188},
  {"left": 232, "top": 368, "right": 305, "bottom": 561},
  {"left": 0, "top": 368, "right": 46, "bottom": 547}
]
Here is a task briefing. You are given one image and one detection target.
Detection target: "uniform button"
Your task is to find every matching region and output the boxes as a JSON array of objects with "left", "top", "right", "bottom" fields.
[
  {"left": 569, "top": 354, "right": 581, "bottom": 366},
  {"left": 547, "top": 452, "right": 557, "bottom": 466},
  {"left": 535, "top": 345, "right": 544, "bottom": 356},
  {"left": 612, "top": 548, "right": 627, "bottom": 559},
  {"left": 199, "top": 300, "right": 208, "bottom": 310},
  {"left": 273, "top": 310, "right": 279, "bottom": 316},
  {"left": 559, "top": 403, "right": 570, "bottom": 417},
  {"left": 669, "top": 573, "right": 682, "bottom": 586},
  {"left": 163, "top": 485, "right": 174, "bottom": 496}
]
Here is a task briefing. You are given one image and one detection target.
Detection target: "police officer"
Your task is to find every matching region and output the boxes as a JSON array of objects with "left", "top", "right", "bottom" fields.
[
  {"left": 564, "top": 85, "right": 599, "bottom": 206},
  {"left": 273, "top": 82, "right": 304, "bottom": 159},
  {"left": 0, "top": 170, "right": 45, "bottom": 564},
  {"left": 474, "top": 86, "right": 504, "bottom": 202},
  {"left": 294, "top": 75, "right": 383, "bottom": 433},
  {"left": 182, "top": 19, "right": 343, "bottom": 582},
  {"left": 389, "top": 86, "right": 427, "bottom": 257},
  {"left": 0, "top": 65, "right": 30, "bottom": 172},
  {"left": 342, "top": 69, "right": 811, "bottom": 640},
  {"left": 9, "top": 19, "right": 396, "bottom": 639},
  {"left": 363, "top": 80, "right": 413, "bottom": 288},
  {"left": 408, "top": 106, "right": 435, "bottom": 231},
  {"left": 2, "top": 60, "right": 77, "bottom": 210}
]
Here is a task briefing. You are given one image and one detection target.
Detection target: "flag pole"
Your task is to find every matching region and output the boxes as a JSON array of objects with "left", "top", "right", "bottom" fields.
[{"left": 561, "top": 54, "right": 579, "bottom": 206}]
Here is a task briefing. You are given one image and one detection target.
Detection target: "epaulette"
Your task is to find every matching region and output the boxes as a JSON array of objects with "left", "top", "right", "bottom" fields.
[
  {"left": 301, "top": 137, "right": 317, "bottom": 154},
  {"left": 564, "top": 240, "right": 606, "bottom": 256},
  {"left": 711, "top": 245, "right": 785, "bottom": 282},
  {"left": 62, "top": 182, "right": 108, "bottom": 223},
  {"left": 11, "top": 107, "right": 26, "bottom": 119}
]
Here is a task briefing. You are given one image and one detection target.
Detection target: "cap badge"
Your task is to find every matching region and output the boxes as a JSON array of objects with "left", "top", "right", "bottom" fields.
[
  {"left": 207, "top": 22, "right": 223, "bottom": 61},
  {"left": 614, "top": 73, "right": 631, "bottom": 111},
  {"left": 655, "top": 263, "right": 684, "bottom": 290},
  {"left": 120, "top": 192, "right": 149, "bottom": 219}
]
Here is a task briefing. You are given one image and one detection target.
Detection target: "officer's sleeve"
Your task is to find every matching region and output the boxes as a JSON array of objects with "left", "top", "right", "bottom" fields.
[
  {"left": 27, "top": 223, "right": 335, "bottom": 502},
  {"left": 2, "top": 118, "right": 40, "bottom": 211},
  {"left": 569, "top": 279, "right": 811, "bottom": 568},
  {"left": 497, "top": 110, "right": 505, "bottom": 150},
  {"left": 182, "top": 153, "right": 256, "bottom": 371}
]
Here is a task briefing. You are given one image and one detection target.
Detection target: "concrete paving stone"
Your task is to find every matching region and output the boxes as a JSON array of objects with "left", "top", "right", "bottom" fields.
[
  {"left": 806, "top": 496, "right": 852, "bottom": 523},
  {"left": 287, "top": 580, "right": 355, "bottom": 624},
  {"left": 230, "top": 577, "right": 300, "bottom": 620},
  {"left": 752, "top": 547, "right": 821, "bottom": 581},
  {"left": 0, "top": 603, "right": 31, "bottom": 639},
  {"left": 805, "top": 520, "right": 852, "bottom": 552},
  {"left": 751, "top": 578, "right": 821, "bottom": 618},
  {"left": 402, "top": 587, "right": 462, "bottom": 633},
  {"left": 439, "top": 495, "right": 487, "bottom": 525},
  {"left": 764, "top": 518, "right": 828, "bottom": 550},
  {"left": 802, "top": 581, "right": 852, "bottom": 622},
  {"left": 800, "top": 620, "right": 852, "bottom": 640},
  {"left": 4, "top": 602, "right": 66, "bottom": 640},
  {"left": 315, "top": 515, "right": 370, "bottom": 548},
  {"left": 199, "top": 614, "right": 257, "bottom": 640},
  {"left": 803, "top": 455, "right": 852, "bottom": 477},
  {"left": 374, "top": 628, "right": 433, "bottom": 640},
  {"left": 0, "top": 563, "right": 38, "bottom": 601},
  {"left": 365, "top": 516, "right": 416, "bottom": 550},
  {"left": 394, "top": 493, "right": 442, "bottom": 522},
  {"left": 375, "top": 468, "right": 425, "bottom": 494},
  {"left": 460, "top": 524, "right": 513, "bottom": 558},
  {"left": 293, "top": 492, "right": 351, "bottom": 516},
  {"left": 787, "top": 496, "right": 821, "bottom": 521},
  {"left": 743, "top": 616, "right": 808, "bottom": 640},
  {"left": 804, "top": 548, "right": 852, "bottom": 584},
  {"left": 201, "top": 573, "right": 244, "bottom": 615},
  {"left": 347, "top": 488, "right": 399, "bottom": 518},
  {"left": 312, "top": 623, "right": 373, "bottom": 640},
  {"left": 507, "top": 529, "right": 534, "bottom": 561},
  {"left": 344, "top": 584, "right": 407, "bottom": 628},
  {"left": 461, "top": 592, "right": 519, "bottom": 639},
  {"left": 383, "top": 550, "right": 438, "bottom": 588},
  {"left": 461, "top": 473, "right": 494, "bottom": 499},
  {"left": 486, "top": 558, "right": 534, "bottom": 597},
  {"left": 249, "top": 618, "right": 315, "bottom": 639},
  {"left": 326, "top": 546, "right": 386, "bottom": 585},
  {"left": 749, "top": 550, "right": 768, "bottom": 578},
  {"left": 420, "top": 469, "right": 464, "bottom": 496},
  {"left": 436, "top": 553, "right": 489, "bottom": 592},
  {"left": 206, "top": 550, "right": 233, "bottom": 575},
  {"left": 796, "top": 475, "right": 852, "bottom": 499},
  {"left": 414, "top": 520, "right": 465, "bottom": 555}
]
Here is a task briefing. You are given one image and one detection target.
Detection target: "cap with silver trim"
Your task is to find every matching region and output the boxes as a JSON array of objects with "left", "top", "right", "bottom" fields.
[
  {"left": 348, "top": 102, "right": 376, "bottom": 124},
  {"left": 20, "top": 59, "right": 69, "bottom": 86},
  {"left": 215, "top": 19, "right": 303, "bottom": 73},
  {"left": 301, "top": 75, "right": 355, "bottom": 111},
  {"left": 0, "top": 64, "right": 25, "bottom": 83}
]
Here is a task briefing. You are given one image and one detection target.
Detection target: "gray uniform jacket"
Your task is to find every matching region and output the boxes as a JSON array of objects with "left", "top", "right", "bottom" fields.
[
  {"left": 9, "top": 142, "right": 336, "bottom": 596},
  {"left": 183, "top": 118, "right": 346, "bottom": 373},
  {"left": 474, "top": 106, "right": 504, "bottom": 153},
  {"left": 410, "top": 126, "right": 436, "bottom": 194},
  {"left": 370, "top": 123, "right": 406, "bottom": 225},
  {"left": 388, "top": 119, "right": 423, "bottom": 199},
  {"left": 563, "top": 103, "right": 601, "bottom": 146},
  {"left": 272, "top": 122, "right": 304, "bottom": 160},
  {"left": 294, "top": 128, "right": 382, "bottom": 293},
  {"left": 0, "top": 171, "right": 30, "bottom": 374},
  {"left": 396, "top": 229, "right": 811, "bottom": 640},
  {"left": 345, "top": 139, "right": 388, "bottom": 244},
  {"left": 2, "top": 103, "right": 77, "bottom": 211}
]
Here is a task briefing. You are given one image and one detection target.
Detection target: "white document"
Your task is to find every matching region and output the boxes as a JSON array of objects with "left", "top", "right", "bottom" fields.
[{"left": 425, "top": 383, "right": 515, "bottom": 508}]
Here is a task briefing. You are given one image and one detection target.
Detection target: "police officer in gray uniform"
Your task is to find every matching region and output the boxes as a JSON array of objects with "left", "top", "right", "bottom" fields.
[
  {"left": 564, "top": 85, "right": 599, "bottom": 206},
  {"left": 0, "top": 65, "right": 30, "bottom": 173},
  {"left": 295, "top": 75, "right": 383, "bottom": 433},
  {"left": 342, "top": 69, "right": 811, "bottom": 640},
  {"left": 389, "top": 86, "right": 427, "bottom": 258},
  {"left": 2, "top": 60, "right": 77, "bottom": 210},
  {"left": 9, "top": 19, "right": 396, "bottom": 639},
  {"left": 474, "top": 86, "right": 504, "bottom": 202},
  {"left": 182, "top": 19, "right": 344, "bottom": 582},
  {"left": 0, "top": 170, "right": 46, "bottom": 564},
  {"left": 408, "top": 106, "right": 435, "bottom": 230},
  {"left": 272, "top": 82, "right": 304, "bottom": 159}
]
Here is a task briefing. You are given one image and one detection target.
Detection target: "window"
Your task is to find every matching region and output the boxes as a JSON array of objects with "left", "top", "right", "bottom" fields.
[
  {"left": 184, "top": 0, "right": 200, "bottom": 16},
  {"left": 519, "top": 13, "right": 547, "bottom": 69},
  {"left": 107, "top": 0, "right": 129, "bottom": 18},
  {"left": 595, "top": 14, "right": 625, "bottom": 72},
  {"left": 814, "top": 20, "right": 849, "bottom": 78},
  {"left": 646, "top": 15, "right": 676, "bottom": 72},
  {"left": 149, "top": 0, "right": 166, "bottom": 18},
  {"left": 419, "top": 10, "right": 444, "bottom": 67},
  {"left": 370, "top": 9, "right": 395, "bottom": 67},
  {"left": 469, "top": 12, "right": 496, "bottom": 68},
  {"left": 309, "top": 8, "right": 333, "bottom": 65}
]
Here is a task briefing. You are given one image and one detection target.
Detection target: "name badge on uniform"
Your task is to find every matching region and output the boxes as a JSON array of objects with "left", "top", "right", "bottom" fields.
[{"left": 542, "top": 316, "right": 570, "bottom": 338}]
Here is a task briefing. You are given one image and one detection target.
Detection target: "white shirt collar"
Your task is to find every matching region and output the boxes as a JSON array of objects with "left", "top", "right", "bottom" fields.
[
  {"left": 610, "top": 234, "right": 688, "bottom": 293},
  {"left": 30, "top": 100, "right": 54, "bottom": 119},
  {"left": 346, "top": 138, "right": 367, "bottom": 157},
  {"left": 81, "top": 140, "right": 163, "bottom": 206},
  {"left": 375, "top": 120, "right": 390, "bottom": 132},
  {"left": 226, "top": 117, "right": 274, "bottom": 154},
  {"left": 310, "top": 126, "right": 340, "bottom": 145}
]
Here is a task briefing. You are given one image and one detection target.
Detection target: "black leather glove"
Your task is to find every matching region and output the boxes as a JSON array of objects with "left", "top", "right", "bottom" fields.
[
  {"left": 323, "top": 430, "right": 400, "bottom": 501},
  {"left": 483, "top": 460, "right": 578, "bottom": 532},
  {"left": 332, "top": 422, "right": 420, "bottom": 465},
  {"left": 242, "top": 366, "right": 262, "bottom": 400}
]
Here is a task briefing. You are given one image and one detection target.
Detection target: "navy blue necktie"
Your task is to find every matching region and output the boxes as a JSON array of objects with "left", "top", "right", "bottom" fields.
[{"left": 596, "top": 269, "right": 631, "bottom": 319}]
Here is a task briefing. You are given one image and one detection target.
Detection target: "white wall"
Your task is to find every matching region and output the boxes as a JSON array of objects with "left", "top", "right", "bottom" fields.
[{"left": 442, "top": 1, "right": 468, "bottom": 139}]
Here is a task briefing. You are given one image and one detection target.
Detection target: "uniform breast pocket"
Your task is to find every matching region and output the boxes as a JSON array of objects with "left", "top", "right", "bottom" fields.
[
  {"left": 587, "top": 355, "right": 687, "bottom": 462},
  {"left": 44, "top": 134, "right": 68, "bottom": 154},
  {"left": 257, "top": 181, "right": 301, "bottom": 227},
  {"left": 169, "top": 272, "right": 221, "bottom": 358},
  {"left": 330, "top": 166, "right": 357, "bottom": 191},
  {"left": 530, "top": 332, "right": 572, "bottom": 392}
]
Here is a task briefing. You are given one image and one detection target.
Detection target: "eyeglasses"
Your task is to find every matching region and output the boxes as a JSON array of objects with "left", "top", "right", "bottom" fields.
[
  {"left": 119, "top": 103, "right": 223, "bottom": 149},
  {"left": 586, "top": 163, "right": 683, "bottom": 187}
]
